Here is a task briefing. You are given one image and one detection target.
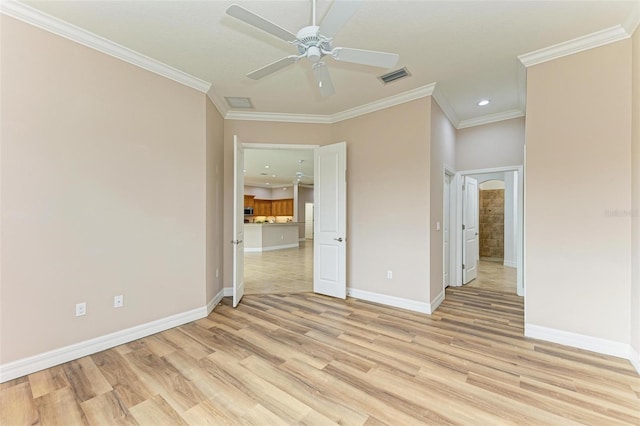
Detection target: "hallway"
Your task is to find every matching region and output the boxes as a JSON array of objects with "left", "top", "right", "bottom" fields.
[{"left": 466, "top": 260, "right": 517, "bottom": 293}]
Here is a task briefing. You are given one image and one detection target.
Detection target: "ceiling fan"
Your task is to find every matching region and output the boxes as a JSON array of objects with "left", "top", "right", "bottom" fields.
[
  {"left": 226, "top": 0, "right": 400, "bottom": 97},
  {"left": 290, "top": 160, "right": 312, "bottom": 184}
]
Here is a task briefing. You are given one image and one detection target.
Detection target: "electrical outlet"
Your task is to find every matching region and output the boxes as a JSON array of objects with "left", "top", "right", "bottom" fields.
[
  {"left": 387, "top": 270, "right": 393, "bottom": 280},
  {"left": 75, "top": 302, "right": 86, "bottom": 317},
  {"left": 114, "top": 295, "right": 123, "bottom": 308}
]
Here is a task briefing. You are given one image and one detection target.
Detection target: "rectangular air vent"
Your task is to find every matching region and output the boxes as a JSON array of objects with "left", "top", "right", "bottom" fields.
[
  {"left": 378, "top": 67, "right": 411, "bottom": 84},
  {"left": 225, "top": 97, "right": 254, "bottom": 109}
]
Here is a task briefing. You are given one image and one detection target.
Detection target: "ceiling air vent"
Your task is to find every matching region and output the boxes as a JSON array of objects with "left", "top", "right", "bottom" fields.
[
  {"left": 225, "top": 97, "right": 254, "bottom": 109},
  {"left": 378, "top": 67, "right": 411, "bottom": 84}
]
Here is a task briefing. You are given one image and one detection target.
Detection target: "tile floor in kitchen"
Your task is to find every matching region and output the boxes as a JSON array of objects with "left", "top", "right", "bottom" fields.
[
  {"left": 244, "top": 240, "right": 516, "bottom": 295},
  {"left": 244, "top": 240, "right": 313, "bottom": 294}
]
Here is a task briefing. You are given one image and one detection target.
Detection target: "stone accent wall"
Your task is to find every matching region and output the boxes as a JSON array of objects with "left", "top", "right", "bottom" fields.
[{"left": 479, "top": 189, "right": 504, "bottom": 259}]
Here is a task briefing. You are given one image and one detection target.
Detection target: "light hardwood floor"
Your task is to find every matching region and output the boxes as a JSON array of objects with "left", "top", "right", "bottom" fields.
[{"left": 2, "top": 288, "right": 639, "bottom": 425}]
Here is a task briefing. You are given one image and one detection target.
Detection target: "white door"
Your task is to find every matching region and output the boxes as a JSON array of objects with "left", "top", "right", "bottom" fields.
[
  {"left": 444, "top": 174, "right": 451, "bottom": 288},
  {"left": 462, "top": 176, "right": 478, "bottom": 284},
  {"left": 314, "top": 142, "right": 346, "bottom": 299},
  {"left": 232, "top": 136, "right": 245, "bottom": 307}
]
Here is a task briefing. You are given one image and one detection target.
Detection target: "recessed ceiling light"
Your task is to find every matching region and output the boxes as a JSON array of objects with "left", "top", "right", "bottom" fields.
[
  {"left": 272, "top": 174, "right": 277, "bottom": 177},
  {"left": 264, "top": 165, "right": 270, "bottom": 169},
  {"left": 477, "top": 99, "right": 491, "bottom": 106},
  {"left": 265, "top": 182, "right": 270, "bottom": 185},
  {"left": 243, "top": 169, "right": 246, "bottom": 173}
]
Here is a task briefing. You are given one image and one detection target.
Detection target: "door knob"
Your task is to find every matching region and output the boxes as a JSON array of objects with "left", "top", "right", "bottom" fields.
[{"left": 334, "top": 237, "right": 343, "bottom": 242}]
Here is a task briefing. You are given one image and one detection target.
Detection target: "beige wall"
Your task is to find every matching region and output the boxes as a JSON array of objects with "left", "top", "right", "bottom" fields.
[
  {"left": 1, "top": 16, "right": 209, "bottom": 363},
  {"left": 206, "top": 98, "right": 225, "bottom": 305},
  {"left": 332, "top": 99, "right": 432, "bottom": 302},
  {"left": 430, "top": 100, "right": 456, "bottom": 301},
  {"left": 456, "top": 117, "right": 525, "bottom": 171},
  {"left": 631, "top": 26, "right": 640, "bottom": 359},
  {"left": 525, "top": 40, "right": 632, "bottom": 343}
]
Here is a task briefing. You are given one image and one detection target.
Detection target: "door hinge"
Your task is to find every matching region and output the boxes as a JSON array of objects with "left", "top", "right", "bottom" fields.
[
  {"left": 462, "top": 224, "right": 466, "bottom": 230},
  {"left": 462, "top": 183, "right": 466, "bottom": 191},
  {"left": 462, "top": 264, "right": 465, "bottom": 269}
]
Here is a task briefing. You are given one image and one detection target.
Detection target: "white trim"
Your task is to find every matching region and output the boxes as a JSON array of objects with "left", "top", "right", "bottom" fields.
[
  {"left": 225, "top": 111, "right": 332, "bottom": 124},
  {"left": 223, "top": 287, "right": 234, "bottom": 297},
  {"left": 623, "top": 0, "right": 640, "bottom": 35},
  {"left": 503, "top": 260, "right": 517, "bottom": 268},
  {"left": 206, "top": 88, "right": 229, "bottom": 118},
  {"left": 206, "top": 289, "right": 225, "bottom": 315},
  {"left": 518, "top": 25, "right": 631, "bottom": 68},
  {"left": 525, "top": 323, "right": 631, "bottom": 360},
  {"left": 630, "top": 346, "right": 640, "bottom": 375},
  {"left": 430, "top": 290, "right": 445, "bottom": 312},
  {"left": 244, "top": 243, "right": 299, "bottom": 253},
  {"left": 0, "top": 306, "right": 207, "bottom": 383},
  {"left": 224, "top": 84, "right": 436, "bottom": 124},
  {"left": 457, "top": 109, "right": 525, "bottom": 130},
  {"left": 347, "top": 288, "right": 435, "bottom": 314},
  {"left": 330, "top": 83, "right": 436, "bottom": 123},
  {"left": 432, "top": 87, "right": 460, "bottom": 128},
  {"left": 0, "top": 1, "right": 211, "bottom": 93}
]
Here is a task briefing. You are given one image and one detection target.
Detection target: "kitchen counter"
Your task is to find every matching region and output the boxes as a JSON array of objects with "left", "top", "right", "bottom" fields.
[{"left": 244, "top": 223, "right": 299, "bottom": 252}]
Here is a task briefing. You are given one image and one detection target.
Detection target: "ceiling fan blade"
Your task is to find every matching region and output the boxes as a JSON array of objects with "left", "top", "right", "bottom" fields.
[
  {"left": 318, "top": 0, "right": 362, "bottom": 39},
  {"left": 331, "top": 47, "right": 399, "bottom": 69},
  {"left": 247, "top": 56, "right": 299, "bottom": 80},
  {"left": 313, "top": 62, "right": 335, "bottom": 97},
  {"left": 226, "top": 4, "right": 297, "bottom": 43}
]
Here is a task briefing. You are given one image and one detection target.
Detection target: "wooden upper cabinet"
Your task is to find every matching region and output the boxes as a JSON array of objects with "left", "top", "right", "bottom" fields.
[
  {"left": 251, "top": 198, "right": 293, "bottom": 216},
  {"left": 244, "top": 195, "right": 255, "bottom": 208},
  {"left": 271, "top": 199, "right": 294, "bottom": 216},
  {"left": 254, "top": 199, "right": 271, "bottom": 216}
]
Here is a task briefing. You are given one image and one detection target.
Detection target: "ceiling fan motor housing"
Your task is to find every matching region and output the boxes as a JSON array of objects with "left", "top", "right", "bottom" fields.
[{"left": 296, "top": 26, "right": 331, "bottom": 62}]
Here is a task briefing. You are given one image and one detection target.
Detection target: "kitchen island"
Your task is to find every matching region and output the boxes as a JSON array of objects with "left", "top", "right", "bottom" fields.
[{"left": 244, "top": 223, "right": 299, "bottom": 252}]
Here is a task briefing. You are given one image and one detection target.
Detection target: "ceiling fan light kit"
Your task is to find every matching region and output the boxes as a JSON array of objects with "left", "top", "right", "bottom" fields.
[{"left": 226, "top": 0, "right": 400, "bottom": 97}]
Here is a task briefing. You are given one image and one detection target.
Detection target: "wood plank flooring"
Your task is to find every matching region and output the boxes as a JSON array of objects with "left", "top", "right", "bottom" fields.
[{"left": 2, "top": 288, "right": 639, "bottom": 425}]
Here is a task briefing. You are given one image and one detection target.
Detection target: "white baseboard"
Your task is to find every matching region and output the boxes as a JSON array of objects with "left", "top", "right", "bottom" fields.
[
  {"left": 631, "top": 346, "right": 640, "bottom": 375},
  {"left": 503, "top": 260, "right": 517, "bottom": 268},
  {"left": 525, "top": 323, "right": 632, "bottom": 361},
  {"left": 223, "top": 287, "right": 233, "bottom": 297},
  {"left": 431, "top": 290, "right": 445, "bottom": 312},
  {"left": 0, "top": 305, "right": 208, "bottom": 383},
  {"left": 206, "top": 289, "right": 224, "bottom": 315},
  {"left": 347, "top": 288, "right": 435, "bottom": 314},
  {"left": 244, "top": 243, "right": 299, "bottom": 253}
]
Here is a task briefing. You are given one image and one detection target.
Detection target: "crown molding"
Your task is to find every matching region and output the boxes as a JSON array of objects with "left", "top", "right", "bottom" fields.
[
  {"left": 432, "top": 86, "right": 460, "bottom": 128},
  {"left": 225, "top": 111, "right": 332, "bottom": 124},
  {"left": 206, "top": 88, "right": 229, "bottom": 118},
  {"left": 224, "top": 83, "right": 437, "bottom": 124},
  {"left": 623, "top": 0, "right": 640, "bottom": 35},
  {"left": 330, "top": 83, "right": 436, "bottom": 123},
  {"left": 457, "top": 109, "right": 524, "bottom": 130},
  {"left": 1, "top": 0, "right": 211, "bottom": 93},
  {"left": 518, "top": 25, "right": 631, "bottom": 68}
]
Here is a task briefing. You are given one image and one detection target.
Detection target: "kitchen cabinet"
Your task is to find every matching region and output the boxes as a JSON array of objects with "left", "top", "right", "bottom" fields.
[
  {"left": 271, "top": 199, "right": 294, "bottom": 216},
  {"left": 253, "top": 199, "right": 272, "bottom": 216},
  {"left": 251, "top": 198, "right": 293, "bottom": 216},
  {"left": 243, "top": 195, "right": 255, "bottom": 208}
]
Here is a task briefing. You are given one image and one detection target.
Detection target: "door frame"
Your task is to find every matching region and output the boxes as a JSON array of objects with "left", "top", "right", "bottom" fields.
[
  {"left": 443, "top": 166, "right": 457, "bottom": 291},
  {"left": 235, "top": 143, "right": 319, "bottom": 299},
  {"left": 451, "top": 165, "right": 524, "bottom": 296}
]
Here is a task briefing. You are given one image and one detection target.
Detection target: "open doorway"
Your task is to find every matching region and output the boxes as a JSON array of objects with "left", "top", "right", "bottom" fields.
[
  {"left": 446, "top": 166, "right": 523, "bottom": 297},
  {"left": 242, "top": 146, "right": 315, "bottom": 295}
]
